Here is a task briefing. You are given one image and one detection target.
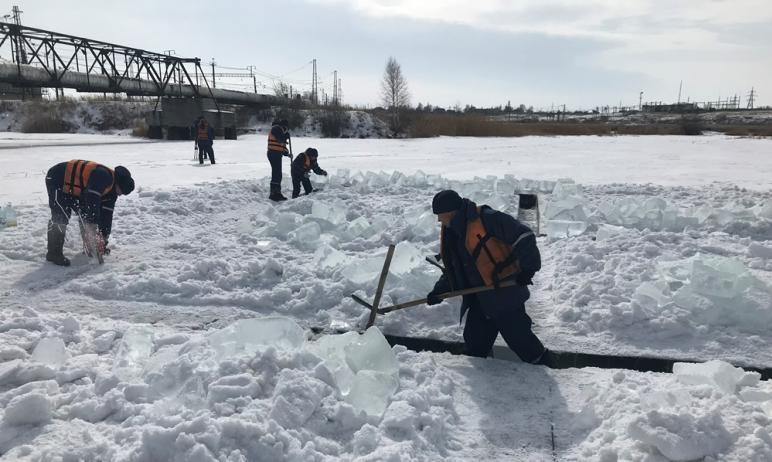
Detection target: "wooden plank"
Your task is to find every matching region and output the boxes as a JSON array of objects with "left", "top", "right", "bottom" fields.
[{"left": 365, "top": 244, "right": 395, "bottom": 329}]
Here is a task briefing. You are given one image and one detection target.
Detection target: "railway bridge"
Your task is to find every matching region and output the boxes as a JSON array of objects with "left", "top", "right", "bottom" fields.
[{"left": 0, "top": 22, "right": 283, "bottom": 138}]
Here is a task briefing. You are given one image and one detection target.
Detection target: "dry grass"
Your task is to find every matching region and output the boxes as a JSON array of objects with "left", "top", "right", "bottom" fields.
[
  {"left": 410, "top": 114, "right": 612, "bottom": 137},
  {"left": 405, "top": 113, "right": 752, "bottom": 137},
  {"left": 717, "top": 125, "right": 772, "bottom": 138}
]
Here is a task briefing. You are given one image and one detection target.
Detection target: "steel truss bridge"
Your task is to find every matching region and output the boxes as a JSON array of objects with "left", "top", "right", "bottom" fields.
[{"left": 0, "top": 22, "right": 278, "bottom": 107}]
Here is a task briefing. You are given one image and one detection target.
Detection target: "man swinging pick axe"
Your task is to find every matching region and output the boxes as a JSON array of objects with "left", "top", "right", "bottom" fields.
[{"left": 355, "top": 190, "right": 554, "bottom": 366}]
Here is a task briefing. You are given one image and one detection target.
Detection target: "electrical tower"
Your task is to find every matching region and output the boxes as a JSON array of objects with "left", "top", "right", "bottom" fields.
[
  {"left": 338, "top": 78, "right": 342, "bottom": 106},
  {"left": 210, "top": 59, "right": 216, "bottom": 88},
  {"left": 10, "top": 5, "right": 27, "bottom": 65},
  {"left": 747, "top": 87, "right": 756, "bottom": 109}
]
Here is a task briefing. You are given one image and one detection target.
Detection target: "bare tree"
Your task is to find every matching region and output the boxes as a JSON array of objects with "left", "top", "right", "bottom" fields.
[{"left": 380, "top": 57, "right": 410, "bottom": 133}]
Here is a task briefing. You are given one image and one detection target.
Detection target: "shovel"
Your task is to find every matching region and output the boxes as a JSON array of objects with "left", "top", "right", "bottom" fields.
[{"left": 352, "top": 280, "right": 519, "bottom": 315}]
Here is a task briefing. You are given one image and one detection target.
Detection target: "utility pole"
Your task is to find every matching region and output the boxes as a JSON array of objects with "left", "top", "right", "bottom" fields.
[
  {"left": 247, "top": 65, "right": 257, "bottom": 93},
  {"left": 210, "top": 59, "right": 216, "bottom": 88},
  {"left": 333, "top": 70, "right": 338, "bottom": 105},
  {"left": 677, "top": 80, "right": 682, "bottom": 104},
  {"left": 747, "top": 87, "right": 756, "bottom": 109},
  {"left": 311, "top": 59, "right": 317, "bottom": 105},
  {"left": 639, "top": 91, "right": 643, "bottom": 110}
]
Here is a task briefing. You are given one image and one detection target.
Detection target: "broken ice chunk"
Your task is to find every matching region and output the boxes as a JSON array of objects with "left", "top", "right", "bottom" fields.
[
  {"left": 207, "top": 317, "right": 305, "bottom": 360},
  {"left": 314, "top": 244, "right": 348, "bottom": 270},
  {"left": 113, "top": 327, "right": 154, "bottom": 381},
  {"left": 344, "top": 327, "right": 399, "bottom": 376},
  {"left": 673, "top": 359, "right": 759, "bottom": 394},
  {"left": 288, "top": 221, "right": 321, "bottom": 247},
  {"left": 389, "top": 241, "right": 424, "bottom": 276},
  {"left": 31, "top": 337, "right": 69, "bottom": 368},
  {"left": 345, "top": 370, "right": 399, "bottom": 417},
  {"left": 545, "top": 220, "right": 587, "bottom": 239},
  {"left": 690, "top": 255, "right": 753, "bottom": 299},
  {"left": 311, "top": 200, "right": 347, "bottom": 226}
]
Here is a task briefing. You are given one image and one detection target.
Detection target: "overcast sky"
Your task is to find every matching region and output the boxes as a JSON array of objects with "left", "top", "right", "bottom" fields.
[{"left": 11, "top": 0, "right": 772, "bottom": 109}]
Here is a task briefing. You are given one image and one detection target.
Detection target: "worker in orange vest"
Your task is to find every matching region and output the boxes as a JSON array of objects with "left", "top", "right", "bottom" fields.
[
  {"left": 427, "top": 190, "right": 553, "bottom": 365},
  {"left": 266, "top": 119, "right": 290, "bottom": 201},
  {"left": 44, "top": 160, "right": 135, "bottom": 266},
  {"left": 195, "top": 117, "right": 215, "bottom": 165}
]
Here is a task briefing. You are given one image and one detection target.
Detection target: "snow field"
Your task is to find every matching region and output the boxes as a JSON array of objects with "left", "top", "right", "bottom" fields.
[
  {"left": 4, "top": 306, "right": 772, "bottom": 460},
  {"left": 2, "top": 133, "right": 772, "bottom": 459}
]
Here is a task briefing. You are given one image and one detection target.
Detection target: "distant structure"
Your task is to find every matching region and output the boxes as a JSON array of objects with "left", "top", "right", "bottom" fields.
[
  {"left": 642, "top": 102, "right": 698, "bottom": 113},
  {"left": 0, "top": 5, "right": 42, "bottom": 100}
]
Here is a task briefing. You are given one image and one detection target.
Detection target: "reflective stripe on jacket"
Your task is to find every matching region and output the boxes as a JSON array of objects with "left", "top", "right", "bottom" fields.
[{"left": 63, "top": 160, "right": 114, "bottom": 198}]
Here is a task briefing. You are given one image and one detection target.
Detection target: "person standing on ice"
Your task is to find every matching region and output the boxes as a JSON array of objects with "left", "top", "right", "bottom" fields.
[
  {"left": 195, "top": 117, "right": 215, "bottom": 165},
  {"left": 266, "top": 119, "right": 291, "bottom": 201},
  {"left": 44, "top": 160, "right": 135, "bottom": 266},
  {"left": 426, "top": 190, "right": 552, "bottom": 365},
  {"left": 290, "top": 147, "right": 328, "bottom": 198}
]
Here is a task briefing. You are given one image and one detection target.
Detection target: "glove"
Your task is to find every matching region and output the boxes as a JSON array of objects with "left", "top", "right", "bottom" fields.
[
  {"left": 426, "top": 290, "right": 442, "bottom": 306},
  {"left": 283, "top": 152, "right": 291, "bottom": 158},
  {"left": 321, "top": 170, "right": 328, "bottom": 176}
]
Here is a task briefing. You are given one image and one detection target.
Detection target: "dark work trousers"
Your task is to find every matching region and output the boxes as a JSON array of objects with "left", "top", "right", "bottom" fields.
[
  {"left": 462, "top": 286, "right": 545, "bottom": 363},
  {"left": 198, "top": 141, "right": 215, "bottom": 164},
  {"left": 46, "top": 176, "right": 77, "bottom": 226},
  {"left": 267, "top": 151, "right": 284, "bottom": 193},
  {"left": 291, "top": 174, "right": 313, "bottom": 198}
]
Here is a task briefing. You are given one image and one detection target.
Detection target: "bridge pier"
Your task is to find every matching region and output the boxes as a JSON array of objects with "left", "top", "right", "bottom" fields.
[{"left": 147, "top": 97, "right": 236, "bottom": 140}]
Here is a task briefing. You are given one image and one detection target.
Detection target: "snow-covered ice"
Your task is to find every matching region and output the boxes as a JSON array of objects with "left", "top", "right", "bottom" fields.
[{"left": 1, "top": 133, "right": 772, "bottom": 460}]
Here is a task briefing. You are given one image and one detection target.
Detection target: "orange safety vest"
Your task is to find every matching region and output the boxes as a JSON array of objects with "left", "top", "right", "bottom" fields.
[
  {"left": 440, "top": 207, "right": 520, "bottom": 287},
  {"left": 197, "top": 125, "right": 209, "bottom": 141},
  {"left": 63, "top": 160, "right": 114, "bottom": 198},
  {"left": 267, "top": 126, "right": 288, "bottom": 153}
]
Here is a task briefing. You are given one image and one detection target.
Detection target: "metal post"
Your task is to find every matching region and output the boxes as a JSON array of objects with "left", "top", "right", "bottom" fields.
[{"left": 210, "top": 59, "right": 215, "bottom": 88}]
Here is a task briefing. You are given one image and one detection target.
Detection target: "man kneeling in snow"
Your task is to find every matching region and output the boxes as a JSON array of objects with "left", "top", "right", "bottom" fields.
[
  {"left": 45, "top": 160, "right": 135, "bottom": 266},
  {"left": 290, "top": 147, "right": 328, "bottom": 198},
  {"left": 427, "top": 190, "right": 553, "bottom": 366}
]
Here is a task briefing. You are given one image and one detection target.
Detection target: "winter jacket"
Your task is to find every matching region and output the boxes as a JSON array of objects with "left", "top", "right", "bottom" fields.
[
  {"left": 432, "top": 199, "right": 540, "bottom": 321},
  {"left": 267, "top": 125, "right": 289, "bottom": 154},
  {"left": 195, "top": 124, "right": 214, "bottom": 145},
  {"left": 46, "top": 160, "right": 118, "bottom": 238},
  {"left": 291, "top": 152, "right": 326, "bottom": 179}
]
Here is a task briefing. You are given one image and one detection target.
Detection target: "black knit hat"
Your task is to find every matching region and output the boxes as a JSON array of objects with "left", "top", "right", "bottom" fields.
[
  {"left": 114, "top": 166, "right": 135, "bottom": 195},
  {"left": 278, "top": 119, "right": 289, "bottom": 128},
  {"left": 432, "top": 190, "right": 463, "bottom": 214},
  {"left": 306, "top": 148, "right": 319, "bottom": 157}
]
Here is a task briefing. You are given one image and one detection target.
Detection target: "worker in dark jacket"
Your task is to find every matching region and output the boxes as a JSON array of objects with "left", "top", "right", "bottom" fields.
[
  {"left": 426, "top": 190, "right": 552, "bottom": 365},
  {"left": 290, "top": 147, "right": 327, "bottom": 198},
  {"left": 44, "top": 160, "right": 135, "bottom": 266},
  {"left": 195, "top": 117, "right": 215, "bottom": 165},
  {"left": 266, "top": 119, "right": 290, "bottom": 201}
]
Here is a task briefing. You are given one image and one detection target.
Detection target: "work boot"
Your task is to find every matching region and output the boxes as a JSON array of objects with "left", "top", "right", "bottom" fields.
[
  {"left": 46, "top": 221, "right": 71, "bottom": 267},
  {"left": 534, "top": 349, "right": 556, "bottom": 368},
  {"left": 268, "top": 184, "right": 287, "bottom": 202}
]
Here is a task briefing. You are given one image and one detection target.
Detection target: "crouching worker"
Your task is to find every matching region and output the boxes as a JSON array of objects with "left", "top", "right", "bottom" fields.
[
  {"left": 291, "top": 147, "right": 328, "bottom": 198},
  {"left": 45, "top": 160, "right": 135, "bottom": 266},
  {"left": 427, "top": 190, "right": 553, "bottom": 366}
]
